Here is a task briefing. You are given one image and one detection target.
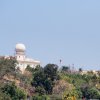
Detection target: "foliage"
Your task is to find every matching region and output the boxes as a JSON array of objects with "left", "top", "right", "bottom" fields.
[
  {"left": 79, "top": 68, "right": 82, "bottom": 72},
  {"left": 26, "top": 65, "right": 34, "bottom": 72},
  {"left": 32, "top": 64, "right": 59, "bottom": 94},
  {"left": 53, "top": 80, "right": 72, "bottom": 94},
  {"left": 0, "top": 82, "right": 27, "bottom": 100},
  {"left": 49, "top": 94, "right": 62, "bottom": 100},
  {"left": 32, "top": 67, "right": 45, "bottom": 87},
  {"left": 61, "top": 66, "right": 70, "bottom": 73},
  {"left": 32, "top": 95, "right": 50, "bottom": 100},
  {"left": 0, "top": 91, "right": 11, "bottom": 100},
  {"left": 0, "top": 57, "right": 17, "bottom": 79},
  {"left": 0, "top": 58, "right": 100, "bottom": 99},
  {"left": 81, "top": 87, "right": 100, "bottom": 99},
  {"left": 62, "top": 86, "right": 79, "bottom": 100},
  {"left": 44, "top": 64, "right": 59, "bottom": 81},
  {"left": 44, "top": 78, "right": 53, "bottom": 94},
  {"left": 35, "top": 86, "right": 45, "bottom": 95}
]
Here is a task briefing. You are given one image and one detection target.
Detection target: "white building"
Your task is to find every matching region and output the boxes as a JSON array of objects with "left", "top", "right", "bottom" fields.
[{"left": 15, "top": 43, "right": 40, "bottom": 72}]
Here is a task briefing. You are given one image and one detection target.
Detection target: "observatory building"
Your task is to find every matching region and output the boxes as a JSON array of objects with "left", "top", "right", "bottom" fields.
[
  {"left": 15, "top": 43, "right": 40, "bottom": 72},
  {"left": 0, "top": 43, "right": 40, "bottom": 73}
]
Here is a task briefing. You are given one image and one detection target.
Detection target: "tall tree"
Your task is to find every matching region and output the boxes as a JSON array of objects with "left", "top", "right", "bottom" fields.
[
  {"left": 31, "top": 64, "right": 59, "bottom": 94},
  {"left": 44, "top": 64, "right": 58, "bottom": 81}
]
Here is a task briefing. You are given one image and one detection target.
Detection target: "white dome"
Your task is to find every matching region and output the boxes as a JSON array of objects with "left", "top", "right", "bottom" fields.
[{"left": 15, "top": 43, "right": 26, "bottom": 52}]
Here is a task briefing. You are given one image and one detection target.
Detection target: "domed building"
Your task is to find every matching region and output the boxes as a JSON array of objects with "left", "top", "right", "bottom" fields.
[
  {"left": 0, "top": 43, "right": 40, "bottom": 73},
  {"left": 15, "top": 43, "right": 40, "bottom": 72}
]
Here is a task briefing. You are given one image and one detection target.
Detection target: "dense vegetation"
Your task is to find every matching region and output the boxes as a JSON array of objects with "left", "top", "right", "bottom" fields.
[{"left": 0, "top": 58, "right": 100, "bottom": 100}]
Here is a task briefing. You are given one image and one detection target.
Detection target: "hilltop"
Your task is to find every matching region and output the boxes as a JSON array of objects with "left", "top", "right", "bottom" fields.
[{"left": 0, "top": 58, "right": 100, "bottom": 100}]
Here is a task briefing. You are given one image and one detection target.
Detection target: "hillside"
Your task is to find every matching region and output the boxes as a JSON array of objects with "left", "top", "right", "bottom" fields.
[{"left": 0, "top": 58, "right": 100, "bottom": 100}]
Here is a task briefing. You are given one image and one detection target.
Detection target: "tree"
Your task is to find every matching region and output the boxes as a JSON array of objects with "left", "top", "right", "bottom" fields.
[
  {"left": 62, "top": 88, "right": 78, "bottom": 100},
  {"left": 43, "top": 64, "right": 59, "bottom": 94},
  {"left": 35, "top": 86, "right": 45, "bottom": 95},
  {"left": 62, "top": 66, "right": 70, "bottom": 73},
  {"left": 31, "top": 64, "right": 59, "bottom": 95},
  {"left": 0, "top": 91, "right": 11, "bottom": 100},
  {"left": 44, "top": 64, "right": 59, "bottom": 81},
  {"left": 0, "top": 57, "right": 17, "bottom": 79},
  {"left": 81, "top": 86, "right": 100, "bottom": 99},
  {"left": 32, "top": 95, "right": 50, "bottom": 100},
  {"left": 32, "top": 67, "right": 45, "bottom": 87},
  {"left": 44, "top": 78, "right": 53, "bottom": 94},
  {"left": 0, "top": 82, "right": 26, "bottom": 100},
  {"left": 79, "top": 68, "right": 82, "bottom": 72},
  {"left": 26, "top": 65, "right": 34, "bottom": 72},
  {"left": 86, "top": 87, "right": 100, "bottom": 99}
]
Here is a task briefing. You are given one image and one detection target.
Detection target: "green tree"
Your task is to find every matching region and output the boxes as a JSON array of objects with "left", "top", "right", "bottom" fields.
[
  {"left": 44, "top": 78, "right": 53, "bottom": 94},
  {"left": 35, "top": 86, "right": 45, "bottom": 95},
  {"left": 87, "top": 87, "right": 100, "bottom": 99},
  {"left": 26, "top": 65, "right": 34, "bottom": 72},
  {"left": 0, "top": 83, "right": 26, "bottom": 100},
  {"left": 32, "top": 95, "right": 50, "bottom": 100},
  {"left": 44, "top": 64, "right": 59, "bottom": 94},
  {"left": 31, "top": 64, "right": 59, "bottom": 95},
  {"left": 0, "top": 57, "right": 17, "bottom": 79},
  {"left": 81, "top": 86, "right": 100, "bottom": 99},
  {"left": 0, "top": 91, "right": 11, "bottom": 100},
  {"left": 44, "top": 64, "right": 58, "bottom": 81},
  {"left": 31, "top": 67, "right": 46, "bottom": 95},
  {"left": 62, "top": 66, "right": 70, "bottom": 73},
  {"left": 79, "top": 68, "right": 82, "bottom": 72},
  {"left": 32, "top": 67, "right": 45, "bottom": 87}
]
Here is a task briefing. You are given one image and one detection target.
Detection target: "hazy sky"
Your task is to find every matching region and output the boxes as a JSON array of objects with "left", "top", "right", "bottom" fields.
[{"left": 0, "top": 0, "right": 100, "bottom": 70}]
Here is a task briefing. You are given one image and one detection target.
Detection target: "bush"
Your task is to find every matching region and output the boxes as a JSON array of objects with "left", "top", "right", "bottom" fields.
[
  {"left": 0, "top": 83, "right": 27, "bottom": 100},
  {"left": 49, "top": 94, "right": 62, "bottom": 100},
  {"left": 0, "top": 91, "right": 11, "bottom": 100},
  {"left": 32, "top": 95, "right": 50, "bottom": 100},
  {"left": 35, "top": 86, "right": 45, "bottom": 95}
]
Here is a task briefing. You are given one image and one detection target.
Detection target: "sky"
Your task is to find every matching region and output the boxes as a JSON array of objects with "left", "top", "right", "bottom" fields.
[{"left": 0, "top": 0, "right": 100, "bottom": 70}]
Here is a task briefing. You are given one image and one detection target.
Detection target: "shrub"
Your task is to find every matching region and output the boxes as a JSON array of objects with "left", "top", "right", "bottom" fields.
[{"left": 32, "top": 95, "right": 50, "bottom": 100}]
